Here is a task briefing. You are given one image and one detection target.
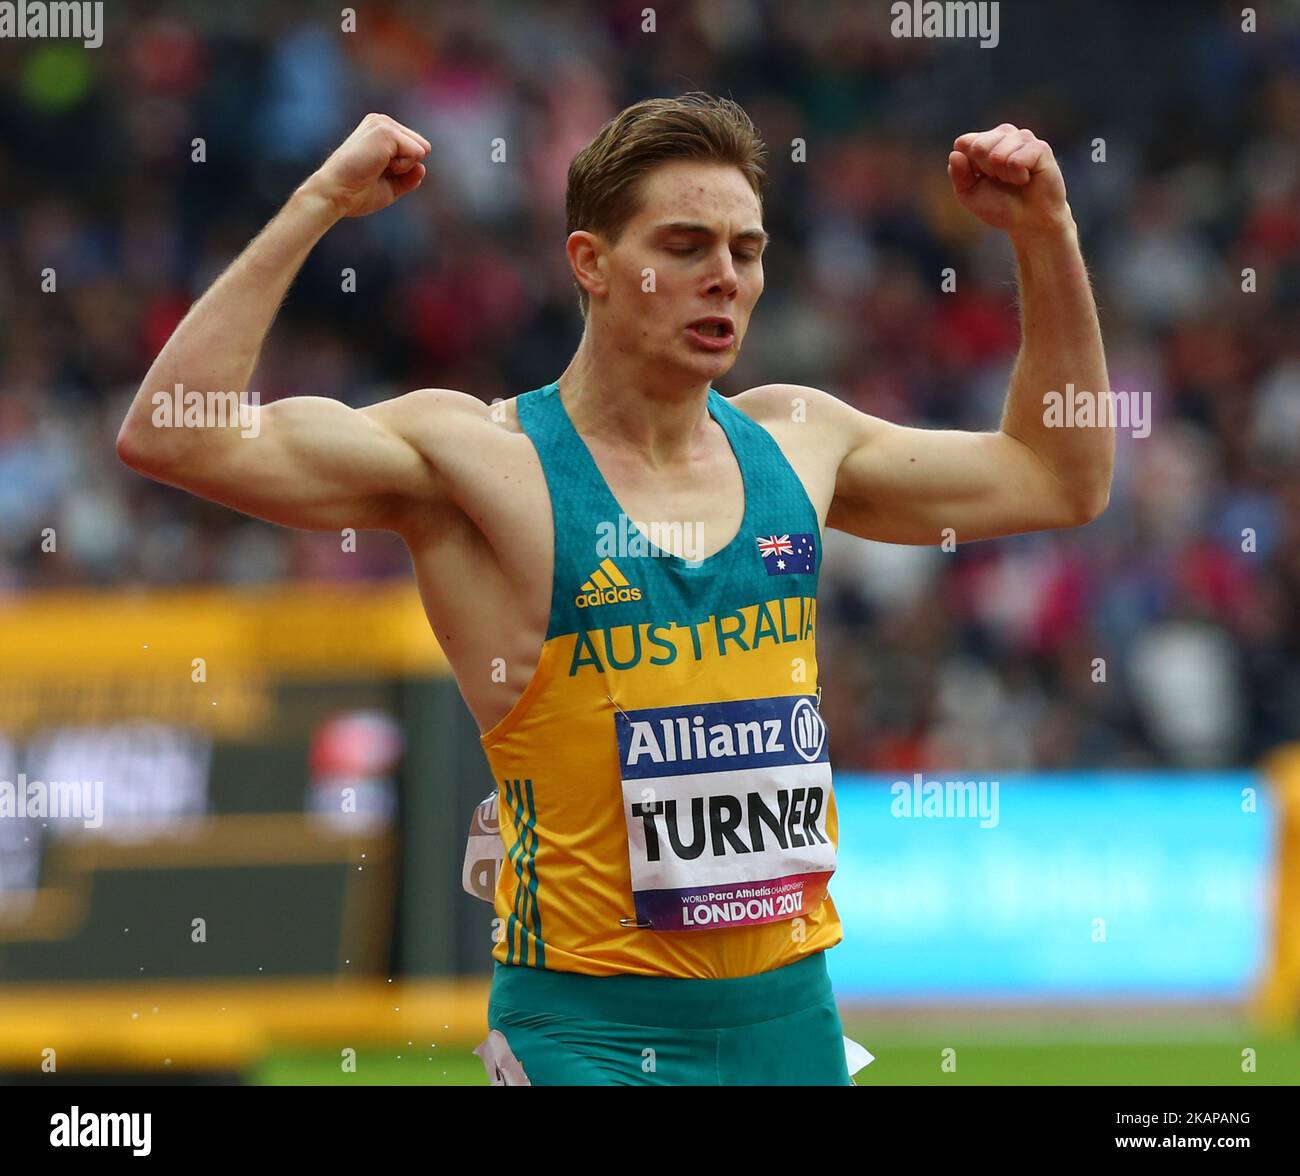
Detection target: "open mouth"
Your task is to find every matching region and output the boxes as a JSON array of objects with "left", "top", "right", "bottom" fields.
[{"left": 686, "top": 317, "right": 736, "bottom": 346}]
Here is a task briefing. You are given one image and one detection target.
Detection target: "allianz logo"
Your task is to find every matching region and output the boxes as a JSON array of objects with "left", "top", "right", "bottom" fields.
[{"left": 625, "top": 697, "right": 825, "bottom": 766}]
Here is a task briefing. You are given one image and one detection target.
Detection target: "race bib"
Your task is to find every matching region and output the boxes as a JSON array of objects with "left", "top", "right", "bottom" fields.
[
  {"left": 462, "top": 791, "right": 500, "bottom": 903},
  {"left": 616, "top": 694, "right": 836, "bottom": 932}
]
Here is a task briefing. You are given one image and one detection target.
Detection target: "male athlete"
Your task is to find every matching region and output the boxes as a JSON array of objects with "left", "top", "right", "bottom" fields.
[{"left": 117, "top": 94, "right": 1112, "bottom": 1086}]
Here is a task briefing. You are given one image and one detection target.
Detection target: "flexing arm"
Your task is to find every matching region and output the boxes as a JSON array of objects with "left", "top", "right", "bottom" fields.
[
  {"left": 821, "top": 124, "right": 1113, "bottom": 545},
  {"left": 116, "top": 113, "right": 444, "bottom": 533}
]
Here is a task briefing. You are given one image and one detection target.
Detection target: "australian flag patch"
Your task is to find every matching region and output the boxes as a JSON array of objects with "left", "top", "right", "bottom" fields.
[{"left": 755, "top": 533, "right": 817, "bottom": 575}]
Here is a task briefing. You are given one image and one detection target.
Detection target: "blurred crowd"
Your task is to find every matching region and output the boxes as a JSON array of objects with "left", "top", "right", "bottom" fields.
[{"left": 1, "top": 0, "right": 1297, "bottom": 770}]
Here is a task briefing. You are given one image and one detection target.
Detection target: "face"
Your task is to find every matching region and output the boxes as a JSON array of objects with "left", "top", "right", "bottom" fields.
[{"left": 574, "top": 160, "right": 766, "bottom": 381}]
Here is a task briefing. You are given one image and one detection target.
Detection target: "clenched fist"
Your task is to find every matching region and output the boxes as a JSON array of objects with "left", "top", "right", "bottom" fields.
[
  {"left": 948, "top": 124, "right": 1071, "bottom": 240},
  {"left": 302, "top": 113, "right": 431, "bottom": 219}
]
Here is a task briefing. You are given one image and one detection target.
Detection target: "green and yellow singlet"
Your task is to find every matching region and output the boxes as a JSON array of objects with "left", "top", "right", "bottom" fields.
[{"left": 481, "top": 381, "right": 842, "bottom": 979}]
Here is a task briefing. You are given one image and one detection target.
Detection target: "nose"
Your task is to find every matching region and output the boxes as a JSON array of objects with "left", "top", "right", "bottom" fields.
[{"left": 703, "top": 244, "right": 740, "bottom": 299}]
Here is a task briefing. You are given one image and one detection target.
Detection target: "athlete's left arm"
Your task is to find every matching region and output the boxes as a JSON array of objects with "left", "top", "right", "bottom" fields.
[{"left": 818, "top": 125, "right": 1114, "bottom": 546}]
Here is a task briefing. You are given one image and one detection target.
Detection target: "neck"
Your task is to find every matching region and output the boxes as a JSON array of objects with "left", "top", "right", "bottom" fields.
[{"left": 557, "top": 327, "right": 716, "bottom": 468}]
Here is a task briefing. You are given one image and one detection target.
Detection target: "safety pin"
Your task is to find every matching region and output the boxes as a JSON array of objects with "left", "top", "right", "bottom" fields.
[{"left": 607, "top": 693, "right": 632, "bottom": 719}]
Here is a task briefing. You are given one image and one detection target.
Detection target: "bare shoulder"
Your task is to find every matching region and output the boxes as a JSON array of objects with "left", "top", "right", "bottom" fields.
[
  {"left": 726, "top": 384, "right": 871, "bottom": 520},
  {"left": 352, "top": 388, "right": 541, "bottom": 544},
  {"left": 729, "top": 383, "right": 871, "bottom": 458},
  {"left": 361, "top": 386, "right": 530, "bottom": 449},
  {"left": 730, "top": 382, "right": 850, "bottom": 425},
  {"left": 361, "top": 386, "right": 490, "bottom": 431}
]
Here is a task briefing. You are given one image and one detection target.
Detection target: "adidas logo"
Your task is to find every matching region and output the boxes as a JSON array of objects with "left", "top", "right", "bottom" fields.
[{"left": 575, "top": 558, "right": 643, "bottom": 608}]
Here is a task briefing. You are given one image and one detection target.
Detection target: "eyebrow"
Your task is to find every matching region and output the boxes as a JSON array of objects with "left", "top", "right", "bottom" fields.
[{"left": 654, "top": 221, "right": 770, "bottom": 247}]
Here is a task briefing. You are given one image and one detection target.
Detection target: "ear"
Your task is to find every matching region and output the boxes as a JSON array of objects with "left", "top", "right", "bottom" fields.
[{"left": 566, "top": 230, "right": 607, "bottom": 305}]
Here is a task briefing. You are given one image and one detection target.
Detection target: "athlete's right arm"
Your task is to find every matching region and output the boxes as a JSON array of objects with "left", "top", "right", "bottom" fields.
[{"left": 116, "top": 113, "right": 446, "bottom": 533}]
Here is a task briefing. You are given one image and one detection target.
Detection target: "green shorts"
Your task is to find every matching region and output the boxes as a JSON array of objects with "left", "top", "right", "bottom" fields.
[{"left": 485, "top": 950, "right": 854, "bottom": 1086}]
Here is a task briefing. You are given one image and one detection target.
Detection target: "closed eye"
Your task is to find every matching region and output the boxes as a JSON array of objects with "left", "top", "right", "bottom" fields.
[{"left": 667, "top": 246, "right": 761, "bottom": 260}]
